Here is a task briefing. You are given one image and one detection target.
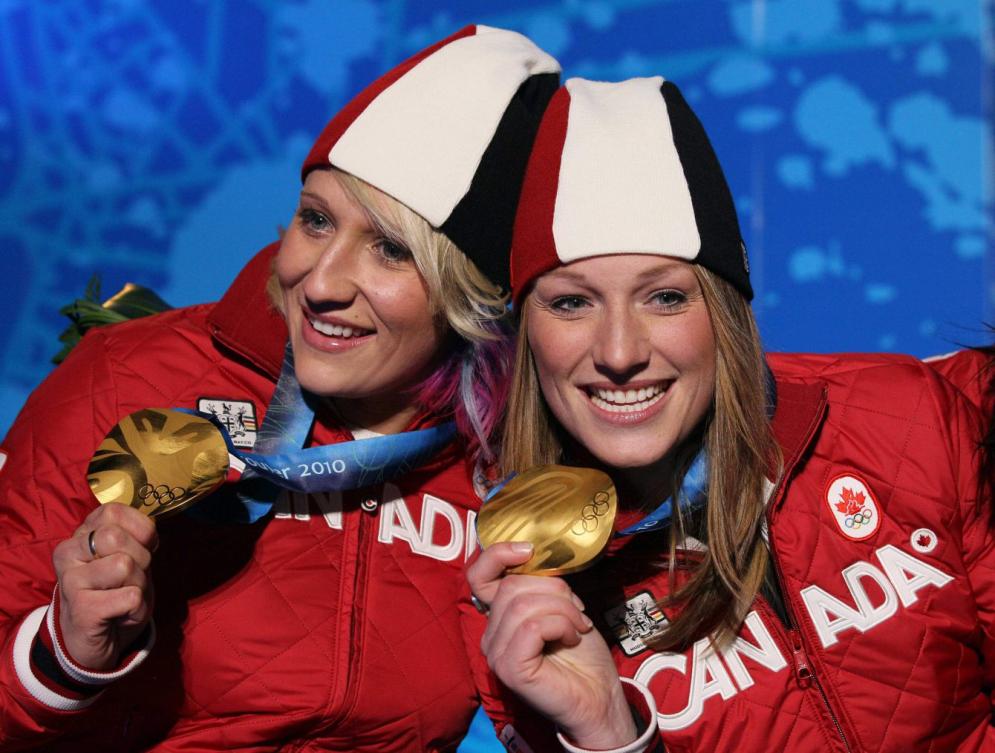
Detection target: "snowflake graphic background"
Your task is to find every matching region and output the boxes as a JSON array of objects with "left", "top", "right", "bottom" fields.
[{"left": 0, "top": 3, "right": 992, "bottom": 749}]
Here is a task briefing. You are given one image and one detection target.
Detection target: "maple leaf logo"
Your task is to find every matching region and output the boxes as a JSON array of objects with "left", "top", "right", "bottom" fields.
[{"left": 834, "top": 487, "right": 866, "bottom": 516}]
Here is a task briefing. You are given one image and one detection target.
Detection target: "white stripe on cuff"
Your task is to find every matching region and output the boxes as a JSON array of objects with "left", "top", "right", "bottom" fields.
[
  {"left": 12, "top": 606, "right": 100, "bottom": 712},
  {"left": 46, "top": 598, "right": 155, "bottom": 685}
]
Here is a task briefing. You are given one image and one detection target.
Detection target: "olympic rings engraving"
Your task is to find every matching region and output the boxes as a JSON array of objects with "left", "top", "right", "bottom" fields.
[
  {"left": 138, "top": 484, "right": 188, "bottom": 508},
  {"left": 571, "top": 491, "right": 612, "bottom": 536},
  {"left": 844, "top": 507, "right": 874, "bottom": 529}
]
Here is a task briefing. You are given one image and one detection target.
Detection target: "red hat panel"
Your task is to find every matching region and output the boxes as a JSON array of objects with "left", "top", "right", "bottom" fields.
[{"left": 509, "top": 85, "right": 571, "bottom": 306}]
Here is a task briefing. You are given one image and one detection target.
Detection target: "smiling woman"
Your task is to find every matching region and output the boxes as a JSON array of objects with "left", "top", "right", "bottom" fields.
[
  {"left": 272, "top": 166, "right": 511, "bottom": 441},
  {"left": 276, "top": 169, "right": 450, "bottom": 433},
  {"left": 465, "top": 76, "right": 994, "bottom": 753},
  {"left": 522, "top": 256, "right": 716, "bottom": 469},
  {"left": 0, "top": 25, "right": 561, "bottom": 753}
]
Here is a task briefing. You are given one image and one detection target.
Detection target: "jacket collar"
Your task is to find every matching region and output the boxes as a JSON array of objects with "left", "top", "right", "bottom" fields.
[
  {"left": 767, "top": 373, "right": 828, "bottom": 512},
  {"left": 207, "top": 241, "right": 287, "bottom": 380}
]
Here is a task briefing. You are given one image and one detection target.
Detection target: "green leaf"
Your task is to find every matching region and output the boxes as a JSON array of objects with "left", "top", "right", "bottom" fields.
[{"left": 53, "top": 276, "right": 173, "bottom": 364}]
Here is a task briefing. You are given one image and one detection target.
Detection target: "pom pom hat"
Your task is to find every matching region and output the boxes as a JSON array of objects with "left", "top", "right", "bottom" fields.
[
  {"left": 302, "top": 25, "right": 561, "bottom": 290},
  {"left": 510, "top": 77, "right": 753, "bottom": 306}
]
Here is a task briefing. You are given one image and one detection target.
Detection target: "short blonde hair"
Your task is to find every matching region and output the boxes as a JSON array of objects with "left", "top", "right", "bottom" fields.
[{"left": 269, "top": 169, "right": 507, "bottom": 339}]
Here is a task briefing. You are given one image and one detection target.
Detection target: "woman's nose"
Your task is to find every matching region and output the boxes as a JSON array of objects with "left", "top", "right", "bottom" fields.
[
  {"left": 300, "top": 239, "right": 362, "bottom": 306},
  {"left": 592, "top": 308, "right": 651, "bottom": 380}
]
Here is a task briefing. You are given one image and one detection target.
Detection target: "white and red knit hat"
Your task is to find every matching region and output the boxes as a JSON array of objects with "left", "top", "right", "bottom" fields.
[
  {"left": 510, "top": 76, "right": 752, "bottom": 305},
  {"left": 301, "top": 25, "right": 561, "bottom": 290}
]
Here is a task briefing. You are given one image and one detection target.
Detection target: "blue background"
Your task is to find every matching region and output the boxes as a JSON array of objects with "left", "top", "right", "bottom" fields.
[{"left": 0, "top": 2, "right": 992, "bottom": 750}]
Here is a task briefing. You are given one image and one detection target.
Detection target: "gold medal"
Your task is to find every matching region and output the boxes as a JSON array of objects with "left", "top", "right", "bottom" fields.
[
  {"left": 476, "top": 465, "right": 617, "bottom": 576},
  {"left": 87, "top": 408, "right": 229, "bottom": 519}
]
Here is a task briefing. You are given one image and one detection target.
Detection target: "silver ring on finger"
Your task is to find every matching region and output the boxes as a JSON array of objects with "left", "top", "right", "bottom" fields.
[
  {"left": 470, "top": 593, "right": 490, "bottom": 616},
  {"left": 87, "top": 529, "right": 99, "bottom": 559}
]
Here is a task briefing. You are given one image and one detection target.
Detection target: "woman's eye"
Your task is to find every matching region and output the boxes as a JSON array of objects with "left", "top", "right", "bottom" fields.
[
  {"left": 549, "top": 295, "right": 589, "bottom": 312},
  {"left": 650, "top": 289, "right": 687, "bottom": 309},
  {"left": 296, "top": 207, "right": 331, "bottom": 234},
  {"left": 375, "top": 239, "right": 413, "bottom": 264}
]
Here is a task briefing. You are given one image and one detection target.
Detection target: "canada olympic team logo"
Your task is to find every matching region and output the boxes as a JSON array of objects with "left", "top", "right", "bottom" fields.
[{"left": 825, "top": 473, "right": 880, "bottom": 541}]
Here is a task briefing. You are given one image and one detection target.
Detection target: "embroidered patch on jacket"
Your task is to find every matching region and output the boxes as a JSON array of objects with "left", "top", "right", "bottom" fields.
[
  {"left": 826, "top": 473, "right": 880, "bottom": 541},
  {"left": 911, "top": 528, "right": 937, "bottom": 553},
  {"left": 197, "top": 398, "right": 258, "bottom": 449},
  {"left": 604, "top": 590, "right": 668, "bottom": 657}
]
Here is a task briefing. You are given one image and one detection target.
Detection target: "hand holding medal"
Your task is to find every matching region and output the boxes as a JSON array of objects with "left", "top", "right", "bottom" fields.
[
  {"left": 49, "top": 415, "right": 178, "bottom": 673},
  {"left": 467, "top": 468, "right": 633, "bottom": 749},
  {"left": 48, "top": 410, "right": 218, "bottom": 673}
]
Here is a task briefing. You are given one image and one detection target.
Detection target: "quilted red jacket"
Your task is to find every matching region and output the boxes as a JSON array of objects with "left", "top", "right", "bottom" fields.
[
  {"left": 927, "top": 347, "right": 992, "bottom": 416},
  {"left": 0, "top": 244, "right": 481, "bottom": 752},
  {"left": 465, "top": 352, "right": 994, "bottom": 752}
]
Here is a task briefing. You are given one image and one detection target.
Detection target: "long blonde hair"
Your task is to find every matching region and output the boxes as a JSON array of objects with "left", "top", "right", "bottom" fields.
[{"left": 501, "top": 266, "right": 781, "bottom": 649}]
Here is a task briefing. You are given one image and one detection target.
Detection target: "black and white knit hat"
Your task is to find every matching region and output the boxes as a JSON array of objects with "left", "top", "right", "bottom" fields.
[
  {"left": 510, "top": 76, "right": 752, "bottom": 305},
  {"left": 302, "top": 25, "right": 561, "bottom": 290}
]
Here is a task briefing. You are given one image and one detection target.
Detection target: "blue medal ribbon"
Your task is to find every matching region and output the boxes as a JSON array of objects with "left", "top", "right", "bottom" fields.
[
  {"left": 186, "top": 344, "right": 455, "bottom": 523},
  {"left": 217, "top": 418, "right": 456, "bottom": 493},
  {"left": 615, "top": 450, "right": 708, "bottom": 536}
]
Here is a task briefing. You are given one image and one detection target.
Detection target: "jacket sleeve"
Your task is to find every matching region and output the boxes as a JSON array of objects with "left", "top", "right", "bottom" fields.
[
  {"left": 0, "top": 328, "right": 142, "bottom": 748},
  {"left": 942, "top": 372, "right": 995, "bottom": 742},
  {"left": 925, "top": 348, "right": 992, "bottom": 414}
]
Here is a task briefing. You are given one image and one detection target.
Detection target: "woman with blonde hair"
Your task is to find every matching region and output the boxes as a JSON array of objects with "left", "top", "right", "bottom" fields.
[
  {"left": 0, "top": 26, "right": 559, "bottom": 752},
  {"left": 466, "top": 77, "right": 993, "bottom": 753}
]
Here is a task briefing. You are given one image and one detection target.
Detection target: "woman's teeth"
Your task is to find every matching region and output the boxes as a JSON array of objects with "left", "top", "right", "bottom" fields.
[
  {"left": 309, "top": 318, "right": 369, "bottom": 338},
  {"left": 589, "top": 383, "right": 666, "bottom": 413}
]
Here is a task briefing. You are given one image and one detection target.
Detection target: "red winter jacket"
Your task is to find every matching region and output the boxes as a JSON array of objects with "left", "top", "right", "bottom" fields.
[
  {"left": 465, "top": 352, "right": 994, "bottom": 753},
  {"left": 0, "top": 243, "right": 482, "bottom": 752},
  {"left": 927, "top": 347, "right": 993, "bottom": 416}
]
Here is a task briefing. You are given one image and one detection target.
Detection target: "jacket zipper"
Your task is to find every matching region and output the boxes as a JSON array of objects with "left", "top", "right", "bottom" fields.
[
  {"left": 767, "top": 514, "right": 852, "bottom": 752},
  {"left": 325, "top": 488, "right": 376, "bottom": 728},
  {"left": 787, "top": 626, "right": 851, "bottom": 751}
]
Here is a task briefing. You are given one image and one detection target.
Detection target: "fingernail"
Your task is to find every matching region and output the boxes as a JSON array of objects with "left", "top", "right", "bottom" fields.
[
  {"left": 581, "top": 615, "right": 593, "bottom": 629},
  {"left": 510, "top": 542, "right": 533, "bottom": 554},
  {"left": 572, "top": 594, "right": 586, "bottom": 611}
]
